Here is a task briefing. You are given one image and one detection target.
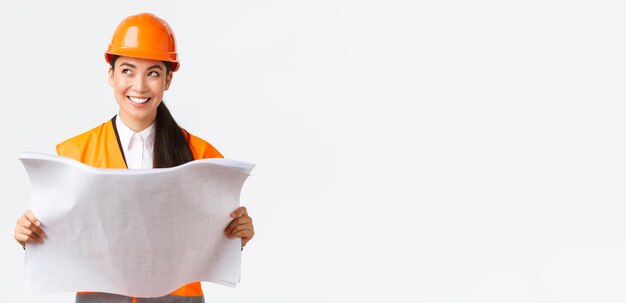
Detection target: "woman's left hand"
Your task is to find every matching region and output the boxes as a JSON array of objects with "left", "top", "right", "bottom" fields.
[{"left": 224, "top": 206, "right": 254, "bottom": 248}]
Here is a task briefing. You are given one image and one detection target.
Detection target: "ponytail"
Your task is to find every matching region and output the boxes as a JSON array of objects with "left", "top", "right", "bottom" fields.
[{"left": 153, "top": 102, "right": 195, "bottom": 168}]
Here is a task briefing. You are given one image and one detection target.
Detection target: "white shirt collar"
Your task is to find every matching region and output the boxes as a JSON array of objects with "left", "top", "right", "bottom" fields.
[
  {"left": 115, "top": 113, "right": 156, "bottom": 158},
  {"left": 115, "top": 114, "right": 155, "bottom": 151}
]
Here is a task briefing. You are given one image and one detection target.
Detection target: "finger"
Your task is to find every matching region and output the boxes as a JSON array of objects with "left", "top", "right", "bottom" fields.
[
  {"left": 18, "top": 225, "right": 43, "bottom": 242},
  {"left": 230, "top": 229, "right": 254, "bottom": 240},
  {"left": 242, "top": 231, "right": 255, "bottom": 247},
  {"left": 226, "top": 215, "right": 251, "bottom": 228},
  {"left": 230, "top": 206, "right": 248, "bottom": 218},
  {"left": 14, "top": 232, "right": 36, "bottom": 245},
  {"left": 224, "top": 217, "right": 251, "bottom": 235},
  {"left": 14, "top": 227, "right": 27, "bottom": 246},
  {"left": 17, "top": 225, "right": 43, "bottom": 243},
  {"left": 226, "top": 224, "right": 253, "bottom": 238},
  {"left": 19, "top": 216, "right": 47, "bottom": 239},
  {"left": 224, "top": 222, "right": 250, "bottom": 237},
  {"left": 21, "top": 211, "right": 47, "bottom": 238},
  {"left": 23, "top": 210, "right": 42, "bottom": 228}
]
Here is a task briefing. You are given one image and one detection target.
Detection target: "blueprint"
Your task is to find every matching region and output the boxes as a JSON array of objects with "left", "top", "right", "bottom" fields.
[{"left": 19, "top": 152, "right": 254, "bottom": 297}]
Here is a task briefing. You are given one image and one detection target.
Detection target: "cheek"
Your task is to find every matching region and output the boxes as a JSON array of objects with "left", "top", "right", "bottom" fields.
[
  {"left": 113, "top": 78, "right": 130, "bottom": 94},
  {"left": 150, "top": 82, "right": 166, "bottom": 97}
]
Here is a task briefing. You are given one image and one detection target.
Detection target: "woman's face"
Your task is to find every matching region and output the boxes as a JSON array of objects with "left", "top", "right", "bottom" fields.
[{"left": 108, "top": 56, "right": 172, "bottom": 131}]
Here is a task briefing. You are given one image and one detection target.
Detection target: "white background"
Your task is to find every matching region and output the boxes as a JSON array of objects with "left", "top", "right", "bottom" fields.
[{"left": 1, "top": 1, "right": 626, "bottom": 302}]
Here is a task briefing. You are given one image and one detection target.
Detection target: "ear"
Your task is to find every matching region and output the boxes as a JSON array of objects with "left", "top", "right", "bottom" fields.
[
  {"left": 107, "top": 67, "right": 114, "bottom": 87},
  {"left": 164, "top": 72, "right": 173, "bottom": 91}
]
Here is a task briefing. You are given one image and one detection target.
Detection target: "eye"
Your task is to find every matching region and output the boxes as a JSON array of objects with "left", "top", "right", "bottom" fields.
[
  {"left": 148, "top": 71, "right": 160, "bottom": 77},
  {"left": 122, "top": 69, "right": 132, "bottom": 75}
]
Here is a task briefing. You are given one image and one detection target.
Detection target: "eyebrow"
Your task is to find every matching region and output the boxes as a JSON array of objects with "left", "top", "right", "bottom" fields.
[{"left": 119, "top": 62, "right": 164, "bottom": 71}]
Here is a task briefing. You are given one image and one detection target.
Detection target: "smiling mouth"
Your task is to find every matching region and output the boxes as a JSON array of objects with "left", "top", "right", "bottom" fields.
[{"left": 128, "top": 96, "right": 151, "bottom": 104}]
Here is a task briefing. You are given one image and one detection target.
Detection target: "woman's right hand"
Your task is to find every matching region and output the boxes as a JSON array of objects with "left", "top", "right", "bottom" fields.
[{"left": 14, "top": 210, "right": 46, "bottom": 247}]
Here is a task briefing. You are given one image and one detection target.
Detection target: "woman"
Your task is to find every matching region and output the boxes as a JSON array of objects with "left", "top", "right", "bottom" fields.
[{"left": 13, "top": 12, "right": 254, "bottom": 303}]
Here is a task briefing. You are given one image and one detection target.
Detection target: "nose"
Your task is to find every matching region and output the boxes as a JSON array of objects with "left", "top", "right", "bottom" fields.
[{"left": 132, "top": 76, "right": 148, "bottom": 93}]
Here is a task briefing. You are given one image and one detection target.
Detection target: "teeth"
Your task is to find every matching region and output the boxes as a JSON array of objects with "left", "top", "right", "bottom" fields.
[{"left": 129, "top": 97, "right": 149, "bottom": 104}]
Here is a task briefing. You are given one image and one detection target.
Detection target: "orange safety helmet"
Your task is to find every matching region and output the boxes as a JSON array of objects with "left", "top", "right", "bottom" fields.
[{"left": 105, "top": 13, "right": 180, "bottom": 72}]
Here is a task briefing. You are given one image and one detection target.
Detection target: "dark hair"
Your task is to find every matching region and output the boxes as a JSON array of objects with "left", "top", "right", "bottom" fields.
[{"left": 110, "top": 55, "right": 194, "bottom": 168}]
